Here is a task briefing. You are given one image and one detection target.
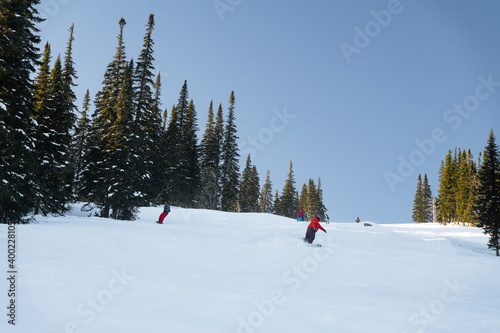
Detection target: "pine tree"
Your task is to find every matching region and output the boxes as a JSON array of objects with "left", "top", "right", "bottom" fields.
[
  {"left": 259, "top": 170, "right": 274, "bottom": 213},
  {"left": 80, "top": 18, "right": 128, "bottom": 218},
  {"left": 239, "top": 155, "right": 260, "bottom": 212},
  {"left": 316, "top": 177, "right": 327, "bottom": 220},
  {"left": 422, "top": 174, "right": 432, "bottom": 222},
  {"left": 134, "top": 14, "right": 155, "bottom": 122},
  {"left": 476, "top": 130, "right": 500, "bottom": 256},
  {"left": 164, "top": 81, "right": 191, "bottom": 205},
  {"left": 199, "top": 101, "right": 221, "bottom": 209},
  {"left": 62, "top": 23, "right": 77, "bottom": 126},
  {"left": 30, "top": 43, "right": 74, "bottom": 216},
  {"left": 277, "top": 161, "right": 297, "bottom": 218},
  {"left": 412, "top": 174, "right": 424, "bottom": 223},
  {"left": 220, "top": 91, "right": 240, "bottom": 212},
  {"left": 273, "top": 189, "right": 281, "bottom": 214},
  {"left": 147, "top": 72, "right": 166, "bottom": 203},
  {"left": 133, "top": 14, "right": 162, "bottom": 202},
  {"left": 306, "top": 178, "right": 320, "bottom": 218},
  {"left": 165, "top": 102, "right": 182, "bottom": 204},
  {"left": 106, "top": 60, "right": 139, "bottom": 220},
  {"left": 71, "top": 89, "right": 91, "bottom": 198},
  {"left": 180, "top": 99, "right": 200, "bottom": 207},
  {"left": 298, "top": 183, "right": 308, "bottom": 218},
  {"left": 0, "top": 0, "right": 42, "bottom": 223},
  {"left": 438, "top": 150, "right": 458, "bottom": 223}
]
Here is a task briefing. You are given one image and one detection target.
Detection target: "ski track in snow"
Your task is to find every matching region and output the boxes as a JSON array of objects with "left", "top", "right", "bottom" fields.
[{"left": 1, "top": 204, "right": 499, "bottom": 333}]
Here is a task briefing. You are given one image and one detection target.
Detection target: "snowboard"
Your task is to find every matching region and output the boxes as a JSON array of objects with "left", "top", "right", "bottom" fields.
[
  {"left": 156, "top": 221, "right": 163, "bottom": 224},
  {"left": 303, "top": 238, "right": 322, "bottom": 247}
]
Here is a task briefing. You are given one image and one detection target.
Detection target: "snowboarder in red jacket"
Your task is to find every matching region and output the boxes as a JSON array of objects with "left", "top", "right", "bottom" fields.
[
  {"left": 157, "top": 201, "right": 170, "bottom": 224},
  {"left": 304, "top": 216, "right": 326, "bottom": 244}
]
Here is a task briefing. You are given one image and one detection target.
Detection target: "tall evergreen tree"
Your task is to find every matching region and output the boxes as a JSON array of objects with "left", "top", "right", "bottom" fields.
[
  {"left": 273, "top": 189, "right": 281, "bottom": 214},
  {"left": 456, "top": 149, "right": 477, "bottom": 224},
  {"left": 165, "top": 81, "right": 191, "bottom": 205},
  {"left": 259, "top": 170, "right": 274, "bottom": 213},
  {"left": 0, "top": 0, "right": 42, "bottom": 223},
  {"left": 199, "top": 101, "right": 221, "bottom": 209},
  {"left": 180, "top": 99, "right": 200, "bottom": 207},
  {"left": 220, "top": 91, "right": 240, "bottom": 212},
  {"left": 316, "top": 177, "right": 327, "bottom": 220},
  {"left": 80, "top": 18, "right": 128, "bottom": 218},
  {"left": 106, "top": 60, "right": 139, "bottom": 220},
  {"left": 412, "top": 174, "right": 425, "bottom": 223},
  {"left": 134, "top": 13, "right": 155, "bottom": 122},
  {"left": 62, "top": 23, "right": 77, "bottom": 125},
  {"left": 239, "top": 155, "right": 260, "bottom": 212},
  {"left": 422, "top": 174, "right": 433, "bottom": 222},
  {"left": 298, "top": 183, "right": 308, "bottom": 217},
  {"left": 306, "top": 178, "right": 320, "bottom": 219},
  {"left": 30, "top": 42, "right": 75, "bottom": 216},
  {"left": 476, "top": 130, "right": 500, "bottom": 256},
  {"left": 165, "top": 103, "right": 182, "bottom": 204},
  {"left": 71, "top": 89, "right": 91, "bottom": 198},
  {"left": 133, "top": 14, "right": 162, "bottom": 202},
  {"left": 147, "top": 72, "right": 166, "bottom": 203},
  {"left": 277, "top": 161, "right": 297, "bottom": 218},
  {"left": 438, "top": 150, "right": 458, "bottom": 223}
]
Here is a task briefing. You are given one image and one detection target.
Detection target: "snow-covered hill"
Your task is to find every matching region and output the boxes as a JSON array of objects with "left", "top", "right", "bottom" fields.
[{"left": 1, "top": 205, "right": 499, "bottom": 333}]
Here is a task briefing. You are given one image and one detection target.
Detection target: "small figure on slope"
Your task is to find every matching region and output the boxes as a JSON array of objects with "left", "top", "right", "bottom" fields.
[
  {"left": 296, "top": 209, "right": 305, "bottom": 222},
  {"left": 156, "top": 201, "right": 170, "bottom": 224},
  {"left": 355, "top": 217, "right": 360, "bottom": 223},
  {"left": 304, "top": 215, "right": 326, "bottom": 244}
]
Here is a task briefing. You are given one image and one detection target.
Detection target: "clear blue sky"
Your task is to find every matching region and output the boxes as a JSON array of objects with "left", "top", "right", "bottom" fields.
[{"left": 37, "top": 0, "right": 500, "bottom": 223}]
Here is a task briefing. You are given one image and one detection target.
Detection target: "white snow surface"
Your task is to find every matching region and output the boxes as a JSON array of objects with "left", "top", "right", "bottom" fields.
[{"left": 1, "top": 205, "right": 500, "bottom": 333}]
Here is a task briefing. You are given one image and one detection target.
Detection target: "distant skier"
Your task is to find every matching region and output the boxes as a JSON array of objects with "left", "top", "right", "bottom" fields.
[
  {"left": 296, "top": 209, "right": 305, "bottom": 222},
  {"left": 304, "top": 216, "right": 326, "bottom": 244},
  {"left": 355, "top": 217, "right": 360, "bottom": 223},
  {"left": 157, "top": 201, "right": 170, "bottom": 224}
]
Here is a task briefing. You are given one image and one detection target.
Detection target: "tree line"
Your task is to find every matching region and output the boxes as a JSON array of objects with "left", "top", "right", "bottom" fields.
[
  {"left": 411, "top": 129, "right": 500, "bottom": 256},
  {"left": 0, "top": 2, "right": 327, "bottom": 223}
]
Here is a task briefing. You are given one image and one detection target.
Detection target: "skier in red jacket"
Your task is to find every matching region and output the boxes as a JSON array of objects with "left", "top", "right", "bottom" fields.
[{"left": 304, "top": 216, "right": 326, "bottom": 244}]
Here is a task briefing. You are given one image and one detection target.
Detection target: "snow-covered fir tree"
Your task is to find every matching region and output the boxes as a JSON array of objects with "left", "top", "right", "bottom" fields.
[
  {"left": 71, "top": 89, "right": 91, "bottom": 199},
  {"left": 133, "top": 14, "right": 163, "bottom": 203},
  {"left": 180, "top": 99, "right": 201, "bottom": 207},
  {"left": 0, "top": 0, "right": 42, "bottom": 223},
  {"left": 80, "top": 18, "right": 131, "bottom": 218},
  {"left": 199, "top": 101, "right": 222, "bottom": 209},
  {"left": 30, "top": 40, "right": 75, "bottom": 216}
]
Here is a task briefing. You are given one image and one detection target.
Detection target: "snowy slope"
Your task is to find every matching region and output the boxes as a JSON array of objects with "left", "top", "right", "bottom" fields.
[{"left": 1, "top": 205, "right": 499, "bottom": 333}]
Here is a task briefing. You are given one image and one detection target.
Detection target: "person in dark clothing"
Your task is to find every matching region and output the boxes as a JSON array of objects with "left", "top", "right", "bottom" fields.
[
  {"left": 157, "top": 201, "right": 170, "bottom": 224},
  {"left": 304, "top": 216, "right": 326, "bottom": 244}
]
